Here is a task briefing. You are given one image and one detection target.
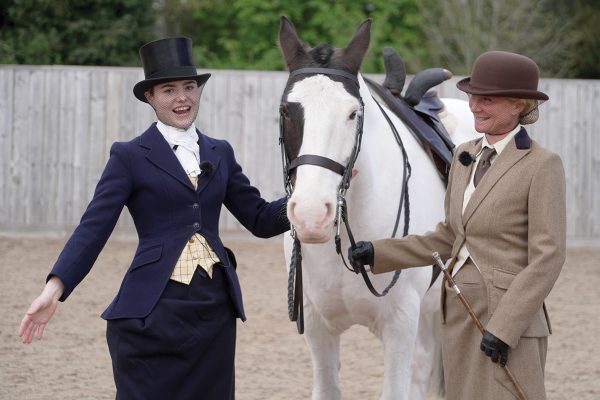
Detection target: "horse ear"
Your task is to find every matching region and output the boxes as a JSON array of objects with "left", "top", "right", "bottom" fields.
[
  {"left": 342, "top": 19, "right": 372, "bottom": 74},
  {"left": 279, "top": 15, "right": 308, "bottom": 71}
]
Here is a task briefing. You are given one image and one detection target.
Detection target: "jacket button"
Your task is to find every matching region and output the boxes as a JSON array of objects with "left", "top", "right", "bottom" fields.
[
  {"left": 192, "top": 203, "right": 199, "bottom": 209},
  {"left": 192, "top": 222, "right": 200, "bottom": 229}
]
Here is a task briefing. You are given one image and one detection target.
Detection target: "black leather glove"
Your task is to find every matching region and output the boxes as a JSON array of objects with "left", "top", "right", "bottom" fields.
[
  {"left": 480, "top": 330, "right": 509, "bottom": 367},
  {"left": 348, "top": 241, "right": 374, "bottom": 273}
]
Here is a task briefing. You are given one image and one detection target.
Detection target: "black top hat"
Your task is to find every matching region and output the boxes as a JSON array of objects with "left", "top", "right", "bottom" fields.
[{"left": 133, "top": 37, "right": 211, "bottom": 103}]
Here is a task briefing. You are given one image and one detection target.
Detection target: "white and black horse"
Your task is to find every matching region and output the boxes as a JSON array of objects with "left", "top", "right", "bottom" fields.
[{"left": 278, "top": 17, "right": 477, "bottom": 400}]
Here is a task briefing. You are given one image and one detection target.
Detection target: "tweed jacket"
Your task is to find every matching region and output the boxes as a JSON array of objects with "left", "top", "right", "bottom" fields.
[
  {"left": 371, "top": 128, "right": 566, "bottom": 347},
  {"left": 48, "top": 123, "right": 289, "bottom": 322}
]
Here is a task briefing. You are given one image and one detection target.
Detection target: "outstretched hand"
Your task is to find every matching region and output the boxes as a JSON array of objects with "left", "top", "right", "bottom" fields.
[
  {"left": 480, "top": 330, "right": 509, "bottom": 367},
  {"left": 19, "top": 277, "right": 64, "bottom": 344}
]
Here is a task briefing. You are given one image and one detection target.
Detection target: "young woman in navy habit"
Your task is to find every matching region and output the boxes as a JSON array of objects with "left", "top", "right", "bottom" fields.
[{"left": 19, "top": 37, "right": 289, "bottom": 400}]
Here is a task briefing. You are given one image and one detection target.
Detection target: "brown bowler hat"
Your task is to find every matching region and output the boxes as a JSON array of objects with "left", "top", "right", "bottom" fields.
[
  {"left": 457, "top": 51, "right": 548, "bottom": 101},
  {"left": 133, "top": 37, "right": 211, "bottom": 103}
]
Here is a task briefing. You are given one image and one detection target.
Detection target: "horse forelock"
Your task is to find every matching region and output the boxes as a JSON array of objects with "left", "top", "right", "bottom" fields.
[{"left": 311, "top": 44, "right": 335, "bottom": 67}]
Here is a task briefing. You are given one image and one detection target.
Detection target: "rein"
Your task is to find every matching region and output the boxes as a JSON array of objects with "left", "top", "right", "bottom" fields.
[
  {"left": 280, "top": 67, "right": 411, "bottom": 334},
  {"left": 333, "top": 99, "right": 411, "bottom": 294}
]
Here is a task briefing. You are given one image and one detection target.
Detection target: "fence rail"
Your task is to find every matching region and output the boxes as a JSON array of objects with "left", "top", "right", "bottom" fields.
[{"left": 1, "top": 65, "right": 598, "bottom": 242}]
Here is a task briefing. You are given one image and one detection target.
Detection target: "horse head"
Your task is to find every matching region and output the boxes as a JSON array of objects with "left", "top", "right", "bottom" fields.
[{"left": 278, "top": 16, "right": 371, "bottom": 243}]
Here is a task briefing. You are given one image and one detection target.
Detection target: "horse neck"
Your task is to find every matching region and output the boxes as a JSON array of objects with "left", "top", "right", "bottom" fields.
[
  {"left": 354, "top": 73, "right": 407, "bottom": 177},
  {"left": 346, "top": 75, "right": 408, "bottom": 230}
]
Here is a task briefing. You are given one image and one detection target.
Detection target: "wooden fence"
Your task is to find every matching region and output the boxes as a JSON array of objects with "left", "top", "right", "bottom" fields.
[{"left": 0, "top": 65, "right": 598, "bottom": 242}]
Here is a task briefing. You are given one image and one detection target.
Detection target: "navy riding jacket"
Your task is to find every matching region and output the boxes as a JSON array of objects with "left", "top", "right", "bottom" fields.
[{"left": 48, "top": 123, "right": 289, "bottom": 321}]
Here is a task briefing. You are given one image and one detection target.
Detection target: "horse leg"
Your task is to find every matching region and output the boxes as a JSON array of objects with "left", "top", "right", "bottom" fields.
[
  {"left": 379, "top": 291, "right": 422, "bottom": 400},
  {"left": 411, "top": 280, "right": 444, "bottom": 400},
  {"left": 303, "top": 301, "right": 342, "bottom": 400}
]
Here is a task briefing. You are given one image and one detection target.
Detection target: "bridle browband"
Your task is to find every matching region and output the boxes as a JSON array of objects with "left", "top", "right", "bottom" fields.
[
  {"left": 290, "top": 67, "right": 360, "bottom": 84},
  {"left": 280, "top": 67, "right": 407, "bottom": 334}
]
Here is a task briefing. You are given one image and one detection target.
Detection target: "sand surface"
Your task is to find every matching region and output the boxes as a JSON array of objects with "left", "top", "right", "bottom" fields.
[{"left": 1, "top": 234, "right": 598, "bottom": 399}]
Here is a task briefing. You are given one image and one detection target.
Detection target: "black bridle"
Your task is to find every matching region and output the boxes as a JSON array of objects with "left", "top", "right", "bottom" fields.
[
  {"left": 279, "top": 67, "right": 409, "bottom": 334},
  {"left": 280, "top": 67, "right": 364, "bottom": 196}
]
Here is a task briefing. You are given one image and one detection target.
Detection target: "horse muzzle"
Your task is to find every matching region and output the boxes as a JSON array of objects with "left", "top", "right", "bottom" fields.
[{"left": 287, "top": 199, "right": 335, "bottom": 243}]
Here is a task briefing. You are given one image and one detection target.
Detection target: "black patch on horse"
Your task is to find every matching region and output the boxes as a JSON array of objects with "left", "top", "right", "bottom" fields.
[{"left": 280, "top": 102, "right": 304, "bottom": 162}]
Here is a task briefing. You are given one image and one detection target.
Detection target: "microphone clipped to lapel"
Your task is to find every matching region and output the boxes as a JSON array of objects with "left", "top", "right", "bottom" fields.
[
  {"left": 196, "top": 160, "right": 215, "bottom": 193},
  {"left": 199, "top": 160, "right": 214, "bottom": 176},
  {"left": 459, "top": 151, "right": 476, "bottom": 166},
  {"left": 459, "top": 136, "right": 483, "bottom": 167}
]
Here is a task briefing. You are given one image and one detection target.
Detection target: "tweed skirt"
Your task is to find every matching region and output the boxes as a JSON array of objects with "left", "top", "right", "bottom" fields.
[{"left": 441, "top": 261, "right": 547, "bottom": 400}]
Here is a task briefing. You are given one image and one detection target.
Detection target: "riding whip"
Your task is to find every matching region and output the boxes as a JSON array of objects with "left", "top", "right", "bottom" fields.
[{"left": 431, "top": 251, "right": 528, "bottom": 400}]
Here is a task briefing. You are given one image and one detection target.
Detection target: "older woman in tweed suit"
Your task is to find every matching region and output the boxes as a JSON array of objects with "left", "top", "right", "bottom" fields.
[{"left": 350, "top": 51, "right": 566, "bottom": 400}]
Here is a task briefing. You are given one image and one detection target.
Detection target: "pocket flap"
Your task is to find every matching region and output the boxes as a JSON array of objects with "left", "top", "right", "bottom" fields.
[
  {"left": 492, "top": 268, "right": 516, "bottom": 290},
  {"left": 130, "top": 245, "right": 163, "bottom": 272}
]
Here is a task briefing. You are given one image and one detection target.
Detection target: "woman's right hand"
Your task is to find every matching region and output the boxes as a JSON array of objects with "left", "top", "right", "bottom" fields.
[{"left": 19, "top": 276, "right": 64, "bottom": 344}]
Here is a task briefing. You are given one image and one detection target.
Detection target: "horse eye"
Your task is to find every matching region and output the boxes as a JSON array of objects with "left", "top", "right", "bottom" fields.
[{"left": 349, "top": 111, "right": 357, "bottom": 120}]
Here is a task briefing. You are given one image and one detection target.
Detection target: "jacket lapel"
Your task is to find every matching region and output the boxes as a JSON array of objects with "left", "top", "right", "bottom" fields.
[
  {"left": 453, "top": 139, "right": 481, "bottom": 233},
  {"left": 196, "top": 130, "right": 222, "bottom": 194},
  {"left": 462, "top": 128, "right": 532, "bottom": 225},
  {"left": 139, "top": 124, "right": 195, "bottom": 191}
]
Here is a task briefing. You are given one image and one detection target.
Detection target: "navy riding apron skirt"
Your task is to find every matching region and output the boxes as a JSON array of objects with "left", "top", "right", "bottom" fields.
[{"left": 106, "top": 265, "right": 237, "bottom": 400}]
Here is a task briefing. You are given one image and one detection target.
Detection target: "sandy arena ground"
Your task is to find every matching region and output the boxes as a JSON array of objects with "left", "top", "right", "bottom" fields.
[{"left": 1, "top": 233, "right": 598, "bottom": 399}]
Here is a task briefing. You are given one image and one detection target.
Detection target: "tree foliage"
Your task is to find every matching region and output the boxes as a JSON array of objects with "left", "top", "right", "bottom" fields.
[
  {"left": 0, "top": 0, "right": 154, "bottom": 66},
  {"left": 550, "top": 0, "right": 600, "bottom": 79},
  {"left": 416, "top": 0, "right": 598, "bottom": 78},
  {"left": 152, "top": 0, "right": 428, "bottom": 73},
  {"left": 0, "top": 0, "right": 598, "bottom": 78}
]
